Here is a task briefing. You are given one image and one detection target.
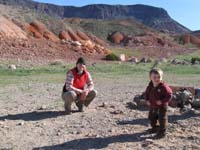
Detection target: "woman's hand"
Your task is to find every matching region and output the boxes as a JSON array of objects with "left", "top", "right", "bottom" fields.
[{"left": 80, "top": 90, "right": 89, "bottom": 101}]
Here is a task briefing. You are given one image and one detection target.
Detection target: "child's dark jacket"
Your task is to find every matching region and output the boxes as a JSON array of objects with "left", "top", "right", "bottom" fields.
[{"left": 145, "top": 81, "right": 173, "bottom": 108}]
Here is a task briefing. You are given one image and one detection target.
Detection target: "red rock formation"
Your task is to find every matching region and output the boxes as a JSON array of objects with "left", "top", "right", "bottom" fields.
[
  {"left": 59, "top": 31, "right": 72, "bottom": 40},
  {"left": 108, "top": 32, "right": 124, "bottom": 44},
  {"left": 67, "top": 29, "right": 82, "bottom": 41},
  {"left": 76, "top": 30, "right": 90, "bottom": 41},
  {"left": 24, "top": 21, "right": 59, "bottom": 42},
  {"left": 180, "top": 34, "right": 200, "bottom": 47}
]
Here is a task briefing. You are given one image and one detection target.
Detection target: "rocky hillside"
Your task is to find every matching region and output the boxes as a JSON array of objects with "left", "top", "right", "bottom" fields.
[
  {"left": 192, "top": 30, "right": 200, "bottom": 37},
  {"left": 0, "top": 0, "right": 190, "bottom": 33}
]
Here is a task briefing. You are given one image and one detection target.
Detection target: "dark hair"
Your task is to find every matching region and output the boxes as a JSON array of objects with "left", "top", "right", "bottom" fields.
[{"left": 76, "top": 57, "right": 86, "bottom": 65}]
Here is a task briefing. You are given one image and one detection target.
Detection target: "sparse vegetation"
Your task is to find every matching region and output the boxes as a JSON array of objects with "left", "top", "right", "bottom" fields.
[{"left": 105, "top": 53, "right": 120, "bottom": 61}]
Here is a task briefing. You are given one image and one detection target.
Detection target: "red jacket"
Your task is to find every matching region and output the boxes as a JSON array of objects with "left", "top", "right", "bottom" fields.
[
  {"left": 145, "top": 81, "right": 172, "bottom": 108},
  {"left": 71, "top": 68, "right": 89, "bottom": 90}
]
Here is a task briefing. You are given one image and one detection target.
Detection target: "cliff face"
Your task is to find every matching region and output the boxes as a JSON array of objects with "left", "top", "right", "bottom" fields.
[{"left": 0, "top": 0, "right": 190, "bottom": 33}]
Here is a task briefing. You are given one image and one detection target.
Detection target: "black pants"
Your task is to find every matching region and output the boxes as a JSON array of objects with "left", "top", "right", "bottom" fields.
[{"left": 148, "top": 106, "right": 168, "bottom": 133}]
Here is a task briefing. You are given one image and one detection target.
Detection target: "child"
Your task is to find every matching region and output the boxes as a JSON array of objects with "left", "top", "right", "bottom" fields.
[{"left": 145, "top": 68, "right": 172, "bottom": 138}]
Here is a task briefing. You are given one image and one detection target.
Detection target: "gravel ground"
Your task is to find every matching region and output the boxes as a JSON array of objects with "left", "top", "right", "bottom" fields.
[{"left": 0, "top": 75, "right": 200, "bottom": 150}]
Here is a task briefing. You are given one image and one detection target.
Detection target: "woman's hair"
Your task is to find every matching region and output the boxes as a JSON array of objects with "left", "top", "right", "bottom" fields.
[{"left": 149, "top": 68, "right": 163, "bottom": 80}]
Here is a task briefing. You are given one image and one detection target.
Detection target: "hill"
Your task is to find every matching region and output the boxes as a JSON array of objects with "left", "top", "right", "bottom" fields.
[{"left": 0, "top": 0, "right": 190, "bottom": 33}]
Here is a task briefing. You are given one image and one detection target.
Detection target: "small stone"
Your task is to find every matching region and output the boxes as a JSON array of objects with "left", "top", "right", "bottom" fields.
[
  {"left": 8, "top": 64, "right": 16, "bottom": 70},
  {"left": 99, "top": 102, "right": 108, "bottom": 108},
  {"left": 38, "top": 105, "right": 47, "bottom": 110},
  {"left": 144, "top": 139, "right": 154, "bottom": 145},
  {"left": 18, "top": 121, "right": 24, "bottom": 126},
  {"left": 111, "top": 110, "right": 123, "bottom": 115},
  {"left": 119, "top": 54, "right": 126, "bottom": 61}
]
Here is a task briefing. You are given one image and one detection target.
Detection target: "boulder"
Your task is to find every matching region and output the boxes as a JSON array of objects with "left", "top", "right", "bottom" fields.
[
  {"left": 140, "top": 57, "right": 148, "bottom": 63},
  {"left": 8, "top": 64, "right": 17, "bottom": 70},
  {"left": 59, "top": 31, "right": 72, "bottom": 40},
  {"left": 43, "top": 31, "right": 60, "bottom": 42},
  {"left": 128, "top": 57, "right": 139, "bottom": 63},
  {"left": 25, "top": 21, "right": 59, "bottom": 42},
  {"left": 67, "top": 29, "right": 82, "bottom": 41},
  {"left": 192, "top": 99, "right": 200, "bottom": 108},
  {"left": 119, "top": 54, "right": 126, "bottom": 61},
  {"left": 108, "top": 32, "right": 124, "bottom": 44},
  {"left": 159, "top": 58, "right": 168, "bottom": 63},
  {"left": 133, "top": 93, "right": 147, "bottom": 107},
  {"left": 71, "top": 41, "right": 82, "bottom": 47},
  {"left": 76, "top": 30, "right": 90, "bottom": 41}
]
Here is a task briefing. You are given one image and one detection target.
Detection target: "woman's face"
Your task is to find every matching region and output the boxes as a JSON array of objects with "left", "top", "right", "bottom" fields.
[
  {"left": 150, "top": 73, "right": 161, "bottom": 85},
  {"left": 77, "top": 63, "right": 86, "bottom": 73}
]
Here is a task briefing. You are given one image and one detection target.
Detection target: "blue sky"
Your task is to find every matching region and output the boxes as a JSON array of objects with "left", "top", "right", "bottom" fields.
[{"left": 34, "top": 0, "right": 200, "bottom": 31}]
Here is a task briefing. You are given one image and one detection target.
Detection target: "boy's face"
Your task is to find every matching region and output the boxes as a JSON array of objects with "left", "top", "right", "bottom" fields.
[{"left": 150, "top": 73, "right": 161, "bottom": 85}]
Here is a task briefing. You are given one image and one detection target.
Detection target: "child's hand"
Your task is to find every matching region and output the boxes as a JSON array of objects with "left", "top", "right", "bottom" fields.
[
  {"left": 146, "top": 101, "right": 150, "bottom": 106},
  {"left": 156, "top": 100, "right": 162, "bottom": 105}
]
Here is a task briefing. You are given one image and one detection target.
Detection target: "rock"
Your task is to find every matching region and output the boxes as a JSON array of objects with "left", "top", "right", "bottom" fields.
[
  {"left": 119, "top": 54, "right": 126, "bottom": 61},
  {"left": 8, "top": 64, "right": 16, "bottom": 70},
  {"left": 76, "top": 30, "right": 90, "bottom": 41},
  {"left": 179, "top": 34, "right": 200, "bottom": 47},
  {"left": 195, "top": 88, "right": 200, "bottom": 98},
  {"left": 171, "top": 59, "right": 182, "bottom": 65},
  {"left": 26, "top": 21, "right": 60, "bottom": 42},
  {"left": 38, "top": 105, "right": 47, "bottom": 110},
  {"left": 192, "top": 99, "right": 200, "bottom": 108},
  {"left": 133, "top": 93, "right": 147, "bottom": 107},
  {"left": 82, "top": 40, "right": 95, "bottom": 49},
  {"left": 71, "top": 41, "right": 82, "bottom": 47},
  {"left": 59, "top": 31, "right": 72, "bottom": 40},
  {"left": 108, "top": 32, "right": 124, "bottom": 44},
  {"left": 128, "top": 57, "right": 139, "bottom": 63},
  {"left": 111, "top": 110, "right": 123, "bottom": 115},
  {"left": 159, "top": 58, "right": 168, "bottom": 63},
  {"left": 144, "top": 139, "right": 154, "bottom": 144},
  {"left": 147, "top": 58, "right": 153, "bottom": 63},
  {"left": 140, "top": 57, "right": 148, "bottom": 63},
  {"left": 168, "top": 106, "right": 176, "bottom": 113},
  {"left": 18, "top": 121, "right": 24, "bottom": 126},
  {"left": 67, "top": 29, "right": 82, "bottom": 41},
  {"left": 99, "top": 102, "right": 108, "bottom": 108}
]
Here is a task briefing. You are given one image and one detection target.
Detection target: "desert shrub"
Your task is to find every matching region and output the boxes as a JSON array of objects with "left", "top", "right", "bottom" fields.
[
  {"left": 105, "top": 53, "right": 120, "bottom": 61},
  {"left": 191, "top": 57, "right": 200, "bottom": 64}
]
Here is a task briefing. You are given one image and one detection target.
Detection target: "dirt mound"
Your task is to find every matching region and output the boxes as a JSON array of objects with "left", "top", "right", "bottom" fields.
[
  {"left": 108, "top": 32, "right": 124, "bottom": 44},
  {"left": 0, "top": 16, "right": 27, "bottom": 39},
  {"left": 108, "top": 31, "right": 176, "bottom": 47},
  {"left": 24, "top": 21, "right": 59, "bottom": 42},
  {"left": 180, "top": 34, "right": 200, "bottom": 47}
]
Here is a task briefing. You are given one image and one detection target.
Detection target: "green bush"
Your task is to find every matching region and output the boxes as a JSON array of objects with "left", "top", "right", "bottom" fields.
[
  {"left": 191, "top": 57, "right": 200, "bottom": 64},
  {"left": 105, "top": 53, "right": 120, "bottom": 61}
]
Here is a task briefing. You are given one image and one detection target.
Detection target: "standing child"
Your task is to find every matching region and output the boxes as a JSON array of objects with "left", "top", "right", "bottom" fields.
[{"left": 145, "top": 68, "right": 172, "bottom": 138}]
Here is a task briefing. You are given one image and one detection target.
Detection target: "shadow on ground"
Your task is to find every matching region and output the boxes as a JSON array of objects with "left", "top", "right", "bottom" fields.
[
  {"left": 33, "top": 132, "right": 144, "bottom": 150},
  {"left": 0, "top": 110, "right": 69, "bottom": 121},
  {"left": 117, "top": 113, "right": 200, "bottom": 126}
]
